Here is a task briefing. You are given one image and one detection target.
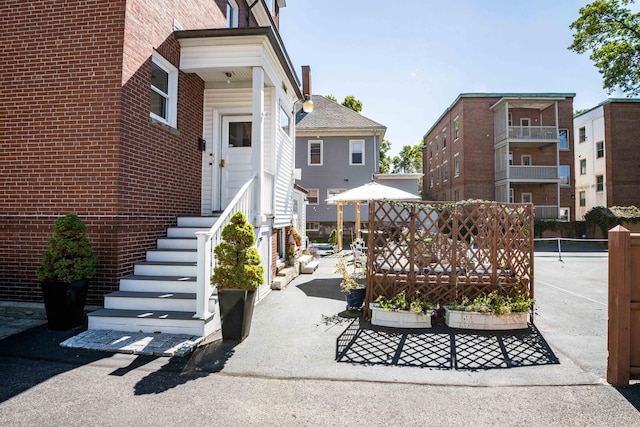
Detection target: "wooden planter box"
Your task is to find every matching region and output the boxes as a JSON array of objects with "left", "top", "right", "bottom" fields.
[
  {"left": 444, "top": 306, "right": 529, "bottom": 330},
  {"left": 370, "top": 303, "right": 432, "bottom": 328}
]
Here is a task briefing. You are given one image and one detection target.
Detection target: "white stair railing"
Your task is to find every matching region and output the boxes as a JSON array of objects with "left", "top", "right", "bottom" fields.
[{"left": 194, "top": 173, "right": 257, "bottom": 319}]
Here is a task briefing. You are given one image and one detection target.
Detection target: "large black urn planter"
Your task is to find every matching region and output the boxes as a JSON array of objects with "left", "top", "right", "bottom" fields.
[
  {"left": 40, "top": 279, "right": 89, "bottom": 330},
  {"left": 218, "top": 288, "right": 257, "bottom": 342},
  {"left": 345, "top": 287, "right": 366, "bottom": 310}
]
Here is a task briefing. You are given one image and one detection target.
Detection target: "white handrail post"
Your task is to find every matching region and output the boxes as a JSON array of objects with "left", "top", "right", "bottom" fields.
[{"left": 194, "top": 231, "right": 212, "bottom": 319}]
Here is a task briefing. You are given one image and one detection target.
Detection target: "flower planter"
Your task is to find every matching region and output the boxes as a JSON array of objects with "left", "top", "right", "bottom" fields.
[
  {"left": 41, "top": 279, "right": 89, "bottom": 330},
  {"left": 444, "top": 306, "right": 529, "bottom": 330},
  {"left": 218, "top": 289, "right": 257, "bottom": 342},
  {"left": 345, "top": 287, "right": 366, "bottom": 310},
  {"left": 370, "top": 303, "right": 432, "bottom": 328}
]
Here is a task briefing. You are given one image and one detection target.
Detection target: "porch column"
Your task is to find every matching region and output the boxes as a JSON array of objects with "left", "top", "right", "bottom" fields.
[
  {"left": 252, "top": 67, "right": 265, "bottom": 225},
  {"left": 355, "top": 201, "right": 361, "bottom": 239},
  {"left": 555, "top": 101, "right": 560, "bottom": 219},
  {"left": 337, "top": 202, "right": 343, "bottom": 252}
]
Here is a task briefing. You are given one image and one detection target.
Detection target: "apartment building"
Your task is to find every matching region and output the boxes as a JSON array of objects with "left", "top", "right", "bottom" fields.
[
  {"left": 423, "top": 93, "right": 575, "bottom": 221},
  {"left": 574, "top": 99, "right": 640, "bottom": 219}
]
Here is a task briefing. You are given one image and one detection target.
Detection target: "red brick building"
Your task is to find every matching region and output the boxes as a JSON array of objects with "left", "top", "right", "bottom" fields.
[
  {"left": 0, "top": 0, "right": 299, "bottom": 315},
  {"left": 423, "top": 93, "right": 575, "bottom": 221},
  {"left": 574, "top": 99, "right": 640, "bottom": 219}
]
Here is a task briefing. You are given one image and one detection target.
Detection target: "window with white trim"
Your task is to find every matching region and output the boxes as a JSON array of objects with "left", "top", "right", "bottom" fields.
[
  {"left": 150, "top": 52, "right": 178, "bottom": 127},
  {"left": 226, "top": 0, "right": 239, "bottom": 28},
  {"left": 453, "top": 117, "right": 460, "bottom": 140},
  {"left": 454, "top": 153, "right": 460, "bottom": 177},
  {"left": 580, "top": 158, "right": 587, "bottom": 175},
  {"left": 308, "top": 141, "right": 323, "bottom": 165},
  {"left": 579, "top": 126, "right": 586, "bottom": 143},
  {"left": 307, "top": 188, "right": 319, "bottom": 204},
  {"left": 521, "top": 192, "right": 532, "bottom": 204},
  {"left": 279, "top": 103, "right": 290, "bottom": 135},
  {"left": 443, "top": 160, "right": 449, "bottom": 182},
  {"left": 306, "top": 222, "right": 319, "bottom": 231},
  {"left": 509, "top": 188, "right": 514, "bottom": 203},
  {"left": 596, "top": 175, "right": 604, "bottom": 192},
  {"left": 521, "top": 155, "right": 532, "bottom": 166},
  {"left": 579, "top": 191, "right": 586, "bottom": 207},
  {"left": 559, "top": 165, "right": 570, "bottom": 186},
  {"left": 596, "top": 141, "right": 604, "bottom": 158},
  {"left": 349, "top": 140, "right": 365, "bottom": 165},
  {"left": 559, "top": 207, "right": 570, "bottom": 222},
  {"left": 327, "top": 188, "right": 347, "bottom": 201},
  {"left": 559, "top": 129, "right": 569, "bottom": 149},
  {"left": 442, "top": 128, "right": 447, "bottom": 148}
]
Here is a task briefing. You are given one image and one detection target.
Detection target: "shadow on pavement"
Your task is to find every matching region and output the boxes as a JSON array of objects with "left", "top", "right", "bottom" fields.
[
  {"left": 297, "top": 278, "right": 344, "bottom": 302},
  {"left": 0, "top": 323, "right": 111, "bottom": 403},
  {"left": 615, "top": 384, "right": 640, "bottom": 412},
  {"left": 336, "top": 318, "right": 559, "bottom": 371},
  {"left": 133, "top": 340, "right": 237, "bottom": 395}
]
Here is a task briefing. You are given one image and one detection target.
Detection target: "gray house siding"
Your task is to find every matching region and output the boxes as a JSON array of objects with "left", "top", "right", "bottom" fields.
[{"left": 296, "top": 135, "right": 378, "bottom": 223}]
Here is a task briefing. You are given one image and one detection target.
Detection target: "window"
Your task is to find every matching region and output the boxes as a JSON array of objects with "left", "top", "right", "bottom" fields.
[
  {"left": 280, "top": 103, "right": 290, "bottom": 135},
  {"left": 435, "top": 135, "right": 439, "bottom": 150},
  {"left": 596, "top": 175, "right": 604, "bottom": 192},
  {"left": 442, "top": 128, "right": 447, "bottom": 148},
  {"left": 443, "top": 160, "right": 449, "bottom": 182},
  {"left": 150, "top": 52, "right": 178, "bottom": 127},
  {"left": 579, "top": 191, "right": 586, "bottom": 207},
  {"left": 579, "top": 126, "right": 586, "bottom": 143},
  {"left": 559, "top": 165, "right": 570, "bottom": 186},
  {"left": 508, "top": 152, "right": 513, "bottom": 166},
  {"left": 521, "top": 155, "right": 532, "bottom": 166},
  {"left": 226, "top": 0, "right": 239, "bottom": 28},
  {"left": 228, "top": 122, "right": 252, "bottom": 147},
  {"left": 453, "top": 118, "right": 460, "bottom": 140},
  {"left": 308, "top": 141, "right": 323, "bottom": 165},
  {"left": 508, "top": 113, "right": 513, "bottom": 127},
  {"left": 327, "top": 188, "right": 346, "bottom": 200},
  {"left": 580, "top": 158, "right": 587, "bottom": 175},
  {"left": 307, "top": 188, "right": 319, "bottom": 204},
  {"left": 306, "top": 222, "right": 319, "bottom": 231},
  {"left": 558, "top": 129, "right": 569, "bottom": 150},
  {"left": 454, "top": 154, "right": 460, "bottom": 177},
  {"left": 429, "top": 171, "right": 434, "bottom": 188},
  {"left": 509, "top": 188, "right": 514, "bottom": 203},
  {"left": 521, "top": 193, "right": 532, "bottom": 204},
  {"left": 454, "top": 189, "right": 460, "bottom": 201},
  {"left": 349, "top": 140, "right": 365, "bottom": 165},
  {"left": 596, "top": 141, "right": 604, "bottom": 158},
  {"left": 559, "top": 208, "right": 570, "bottom": 222}
]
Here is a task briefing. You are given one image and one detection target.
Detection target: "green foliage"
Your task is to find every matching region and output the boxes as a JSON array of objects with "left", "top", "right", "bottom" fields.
[
  {"left": 449, "top": 290, "right": 534, "bottom": 315},
  {"left": 585, "top": 205, "right": 640, "bottom": 237},
  {"left": 391, "top": 143, "right": 422, "bottom": 174},
  {"left": 211, "top": 212, "right": 264, "bottom": 291},
  {"left": 379, "top": 139, "right": 392, "bottom": 174},
  {"left": 569, "top": 0, "right": 640, "bottom": 95},
  {"left": 374, "top": 290, "right": 439, "bottom": 316},
  {"left": 341, "top": 95, "right": 363, "bottom": 113},
  {"left": 325, "top": 94, "right": 337, "bottom": 102},
  {"left": 334, "top": 256, "right": 364, "bottom": 293},
  {"left": 37, "top": 214, "right": 98, "bottom": 283},
  {"left": 328, "top": 229, "right": 338, "bottom": 247}
]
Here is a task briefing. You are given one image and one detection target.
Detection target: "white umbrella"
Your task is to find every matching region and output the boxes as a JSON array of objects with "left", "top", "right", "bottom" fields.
[
  {"left": 325, "top": 181, "right": 420, "bottom": 251},
  {"left": 326, "top": 181, "right": 420, "bottom": 203}
]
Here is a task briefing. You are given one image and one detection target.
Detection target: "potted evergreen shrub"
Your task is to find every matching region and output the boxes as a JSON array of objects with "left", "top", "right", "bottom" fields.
[
  {"left": 37, "top": 214, "right": 98, "bottom": 330},
  {"left": 211, "top": 212, "right": 264, "bottom": 342}
]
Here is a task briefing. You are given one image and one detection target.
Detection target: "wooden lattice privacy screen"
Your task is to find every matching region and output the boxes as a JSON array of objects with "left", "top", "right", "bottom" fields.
[{"left": 364, "top": 200, "right": 534, "bottom": 319}]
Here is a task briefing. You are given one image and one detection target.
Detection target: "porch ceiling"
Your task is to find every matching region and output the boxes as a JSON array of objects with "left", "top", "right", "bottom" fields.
[
  {"left": 490, "top": 96, "right": 568, "bottom": 111},
  {"left": 175, "top": 27, "right": 302, "bottom": 99}
]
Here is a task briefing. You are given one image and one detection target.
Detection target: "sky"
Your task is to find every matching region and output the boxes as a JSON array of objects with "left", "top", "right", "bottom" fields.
[{"left": 279, "top": 0, "right": 630, "bottom": 157}]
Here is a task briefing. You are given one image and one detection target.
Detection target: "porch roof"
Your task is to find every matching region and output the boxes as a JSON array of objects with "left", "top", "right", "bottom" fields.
[{"left": 175, "top": 27, "right": 302, "bottom": 99}]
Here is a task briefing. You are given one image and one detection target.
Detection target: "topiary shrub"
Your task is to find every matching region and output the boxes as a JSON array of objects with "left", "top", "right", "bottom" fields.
[
  {"left": 328, "top": 229, "right": 338, "bottom": 247},
  {"left": 211, "top": 212, "right": 263, "bottom": 290},
  {"left": 37, "top": 214, "right": 98, "bottom": 283}
]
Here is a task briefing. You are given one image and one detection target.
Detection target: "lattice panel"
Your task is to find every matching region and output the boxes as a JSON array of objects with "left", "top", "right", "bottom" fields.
[{"left": 365, "top": 201, "right": 534, "bottom": 319}]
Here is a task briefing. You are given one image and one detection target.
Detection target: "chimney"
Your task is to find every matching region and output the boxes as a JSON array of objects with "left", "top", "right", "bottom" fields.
[{"left": 302, "top": 65, "right": 312, "bottom": 98}]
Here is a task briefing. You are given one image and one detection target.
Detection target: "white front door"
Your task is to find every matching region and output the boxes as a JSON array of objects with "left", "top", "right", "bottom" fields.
[{"left": 219, "top": 115, "right": 253, "bottom": 209}]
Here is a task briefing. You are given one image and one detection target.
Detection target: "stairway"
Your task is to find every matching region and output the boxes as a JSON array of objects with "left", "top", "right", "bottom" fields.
[{"left": 88, "top": 216, "right": 221, "bottom": 337}]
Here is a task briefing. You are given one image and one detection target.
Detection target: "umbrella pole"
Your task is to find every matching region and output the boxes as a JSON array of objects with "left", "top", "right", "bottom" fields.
[
  {"left": 355, "top": 201, "right": 361, "bottom": 240},
  {"left": 337, "top": 202, "right": 343, "bottom": 252}
]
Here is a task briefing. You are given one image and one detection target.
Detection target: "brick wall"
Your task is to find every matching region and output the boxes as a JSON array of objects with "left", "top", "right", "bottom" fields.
[
  {"left": 0, "top": 1, "right": 233, "bottom": 304},
  {"left": 605, "top": 102, "right": 640, "bottom": 207}
]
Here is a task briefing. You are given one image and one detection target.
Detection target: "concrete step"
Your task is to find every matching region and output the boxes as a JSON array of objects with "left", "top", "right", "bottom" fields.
[
  {"left": 167, "top": 227, "right": 209, "bottom": 238},
  {"left": 104, "top": 291, "right": 216, "bottom": 312},
  {"left": 146, "top": 248, "right": 197, "bottom": 263},
  {"left": 134, "top": 261, "right": 197, "bottom": 277},
  {"left": 177, "top": 216, "right": 220, "bottom": 228},
  {"left": 301, "top": 260, "right": 319, "bottom": 274},
  {"left": 88, "top": 308, "right": 219, "bottom": 336},
  {"left": 119, "top": 275, "right": 197, "bottom": 293},
  {"left": 157, "top": 237, "right": 198, "bottom": 250}
]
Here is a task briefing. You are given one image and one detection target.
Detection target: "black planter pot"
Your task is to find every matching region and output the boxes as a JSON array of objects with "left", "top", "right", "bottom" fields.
[
  {"left": 40, "top": 279, "right": 89, "bottom": 331},
  {"left": 345, "top": 287, "right": 366, "bottom": 310},
  {"left": 218, "top": 289, "right": 257, "bottom": 342}
]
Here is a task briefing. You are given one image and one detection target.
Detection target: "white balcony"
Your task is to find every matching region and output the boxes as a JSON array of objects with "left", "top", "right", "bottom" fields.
[
  {"left": 534, "top": 205, "right": 560, "bottom": 220},
  {"left": 509, "top": 166, "right": 559, "bottom": 181}
]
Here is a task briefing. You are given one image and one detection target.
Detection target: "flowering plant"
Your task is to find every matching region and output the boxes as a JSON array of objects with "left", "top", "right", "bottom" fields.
[
  {"left": 373, "top": 290, "right": 438, "bottom": 316},
  {"left": 448, "top": 290, "right": 533, "bottom": 314}
]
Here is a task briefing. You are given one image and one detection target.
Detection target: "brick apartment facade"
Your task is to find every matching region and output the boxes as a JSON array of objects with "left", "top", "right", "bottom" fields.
[
  {"left": 0, "top": 0, "right": 288, "bottom": 305},
  {"left": 574, "top": 99, "right": 640, "bottom": 219},
  {"left": 423, "top": 93, "right": 575, "bottom": 221}
]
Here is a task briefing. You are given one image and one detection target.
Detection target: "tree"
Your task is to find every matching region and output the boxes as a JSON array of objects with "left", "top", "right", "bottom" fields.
[
  {"left": 569, "top": 0, "right": 640, "bottom": 95},
  {"left": 391, "top": 143, "right": 422, "bottom": 174},
  {"left": 341, "top": 95, "right": 363, "bottom": 113},
  {"left": 379, "top": 139, "right": 392, "bottom": 173},
  {"left": 325, "top": 94, "right": 337, "bottom": 102}
]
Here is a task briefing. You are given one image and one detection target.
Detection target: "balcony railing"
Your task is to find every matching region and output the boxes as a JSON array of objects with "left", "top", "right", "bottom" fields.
[
  {"left": 509, "top": 166, "right": 558, "bottom": 181},
  {"left": 508, "top": 126, "right": 557, "bottom": 140},
  {"left": 534, "top": 205, "right": 560, "bottom": 220}
]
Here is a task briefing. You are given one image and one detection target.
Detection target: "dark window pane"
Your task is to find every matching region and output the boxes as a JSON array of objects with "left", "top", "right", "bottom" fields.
[
  {"left": 352, "top": 153, "right": 362, "bottom": 164},
  {"left": 150, "top": 91, "right": 166, "bottom": 118},
  {"left": 229, "top": 122, "right": 252, "bottom": 147},
  {"left": 151, "top": 63, "right": 168, "bottom": 94}
]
